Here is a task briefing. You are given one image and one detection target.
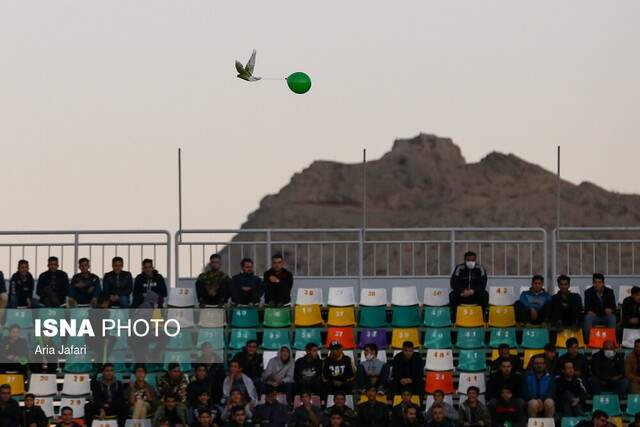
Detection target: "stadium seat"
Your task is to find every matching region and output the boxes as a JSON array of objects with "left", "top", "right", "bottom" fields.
[
  {"left": 457, "top": 372, "right": 486, "bottom": 394},
  {"left": 166, "top": 307, "right": 195, "bottom": 329},
  {"left": 391, "top": 286, "right": 419, "bottom": 306},
  {"left": 528, "top": 418, "right": 555, "bottom": 427},
  {"left": 623, "top": 328, "right": 640, "bottom": 349},
  {"left": 458, "top": 349, "right": 487, "bottom": 371},
  {"left": 327, "top": 307, "right": 356, "bottom": 327},
  {"left": 455, "top": 305, "right": 484, "bottom": 327},
  {"left": 360, "top": 288, "right": 388, "bottom": 306},
  {"left": 229, "top": 328, "right": 258, "bottom": 349},
  {"left": 196, "top": 328, "right": 225, "bottom": 349},
  {"left": 326, "top": 394, "right": 354, "bottom": 409},
  {"left": 59, "top": 397, "right": 85, "bottom": 418},
  {"left": 163, "top": 350, "right": 192, "bottom": 372},
  {"left": 230, "top": 307, "right": 259, "bottom": 328},
  {"left": 125, "top": 420, "right": 152, "bottom": 427},
  {"left": 262, "top": 350, "right": 278, "bottom": 368},
  {"left": 522, "top": 328, "right": 549, "bottom": 349},
  {"left": 262, "top": 329, "right": 291, "bottom": 350},
  {"left": 359, "top": 306, "right": 388, "bottom": 328},
  {"left": 425, "top": 349, "right": 454, "bottom": 371},
  {"left": 294, "top": 305, "right": 323, "bottom": 327},
  {"left": 358, "top": 329, "right": 388, "bottom": 349},
  {"left": 424, "top": 328, "right": 452, "bottom": 349},
  {"left": 455, "top": 328, "right": 485, "bottom": 349},
  {"left": 328, "top": 287, "right": 356, "bottom": 307},
  {"left": 424, "top": 394, "right": 453, "bottom": 409},
  {"left": 560, "top": 418, "right": 586, "bottom": 427},
  {"left": 610, "top": 418, "right": 623, "bottom": 427},
  {"left": 423, "top": 306, "right": 452, "bottom": 327},
  {"left": 424, "top": 371, "right": 454, "bottom": 394},
  {"left": 588, "top": 327, "right": 618, "bottom": 349},
  {"left": 391, "top": 328, "right": 421, "bottom": 349},
  {"left": 92, "top": 420, "right": 118, "bottom": 427},
  {"left": 4, "top": 309, "right": 33, "bottom": 329},
  {"left": 524, "top": 349, "right": 542, "bottom": 368},
  {"left": 491, "top": 349, "right": 518, "bottom": 361},
  {"left": 62, "top": 373, "right": 91, "bottom": 396},
  {"left": 556, "top": 329, "right": 585, "bottom": 348},
  {"left": 488, "top": 306, "right": 516, "bottom": 327},
  {"left": 592, "top": 394, "right": 621, "bottom": 416},
  {"left": 359, "top": 349, "right": 387, "bottom": 363},
  {"left": 489, "top": 286, "right": 516, "bottom": 306},
  {"left": 33, "top": 396, "right": 54, "bottom": 418},
  {"left": 358, "top": 393, "right": 388, "bottom": 404},
  {"left": 423, "top": 288, "right": 449, "bottom": 307},
  {"left": 167, "top": 287, "right": 196, "bottom": 307},
  {"left": 293, "top": 394, "right": 322, "bottom": 408},
  {"left": 197, "top": 308, "right": 226, "bottom": 328},
  {"left": 393, "top": 394, "right": 421, "bottom": 406},
  {"left": 626, "top": 394, "right": 640, "bottom": 415},
  {"left": 293, "top": 328, "right": 323, "bottom": 350},
  {"left": 64, "top": 362, "right": 95, "bottom": 374},
  {"left": 618, "top": 285, "right": 633, "bottom": 304},
  {"left": 28, "top": 373, "right": 58, "bottom": 396},
  {"left": 166, "top": 329, "right": 194, "bottom": 350},
  {"left": 489, "top": 328, "right": 517, "bottom": 348},
  {"left": 325, "top": 327, "right": 355, "bottom": 349},
  {"left": 391, "top": 306, "right": 421, "bottom": 327},
  {"left": 296, "top": 288, "right": 323, "bottom": 305},
  {"left": 263, "top": 307, "right": 292, "bottom": 328},
  {"left": 0, "top": 374, "right": 24, "bottom": 395}
]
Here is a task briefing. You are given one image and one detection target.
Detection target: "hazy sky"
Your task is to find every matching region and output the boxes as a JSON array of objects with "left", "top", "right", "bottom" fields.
[{"left": 1, "top": 1, "right": 639, "bottom": 233}]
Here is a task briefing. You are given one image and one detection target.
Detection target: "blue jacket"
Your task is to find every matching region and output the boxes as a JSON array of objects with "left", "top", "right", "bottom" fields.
[
  {"left": 519, "top": 288, "right": 551, "bottom": 310},
  {"left": 524, "top": 371, "right": 553, "bottom": 400}
]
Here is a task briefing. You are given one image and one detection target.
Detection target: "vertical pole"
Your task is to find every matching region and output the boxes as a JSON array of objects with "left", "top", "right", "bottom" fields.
[
  {"left": 178, "top": 148, "right": 183, "bottom": 233},
  {"left": 555, "top": 146, "right": 560, "bottom": 284},
  {"left": 359, "top": 149, "right": 367, "bottom": 289}
]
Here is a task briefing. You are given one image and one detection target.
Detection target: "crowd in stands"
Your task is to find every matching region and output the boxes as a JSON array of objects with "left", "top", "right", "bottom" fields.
[{"left": 0, "top": 250, "right": 639, "bottom": 427}]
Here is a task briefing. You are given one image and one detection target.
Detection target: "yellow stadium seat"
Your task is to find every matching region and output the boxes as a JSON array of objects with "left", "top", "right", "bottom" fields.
[
  {"left": 327, "top": 306, "right": 356, "bottom": 327},
  {"left": 455, "top": 305, "right": 484, "bottom": 327},
  {"left": 610, "top": 417, "right": 623, "bottom": 427},
  {"left": 556, "top": 329, "right": 585, "bottom": 348},
  {"left": 392, "top": 395, "right": 420, "bottom": 406},
  {"left": 294, "top": 304, "right": 323, "bottom": 327},
  {"left": 488, "top": 306, "right": 516, "bottom": 327},
  {"left": 391, "top": 328, "right": 421, "bottom": 349},
  {"left": 491, "top": 349, "right": 518, "bottom": 361},
  {"left": 523, "top": 349, "right": 542, "bottom": 368},
  {"left": 0, "top": 374, "right": 25, "bottom": 395},
  {"left": 358, "top": 393, "right": 389, "bottom": 404}
]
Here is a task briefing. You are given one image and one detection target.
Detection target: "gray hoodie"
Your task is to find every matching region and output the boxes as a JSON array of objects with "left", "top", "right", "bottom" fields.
[{"left": 262, "top": 346, "right": 295, "bottom": 384}]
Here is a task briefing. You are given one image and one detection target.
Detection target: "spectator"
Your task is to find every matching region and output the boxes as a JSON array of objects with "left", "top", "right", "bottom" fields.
[
  {"left": 85, "top": 363, "right": 128, "bottom": 427},
  {"left": 262, "top": 345, "right": 294, "bottom": 400},
  {"left": 583, "top": 273, "right": 616, "bottom": 341},
  {"left": 355, "top": 385, "right": 389, "bottom": 427},
  {"left": 55, "top": 406, "right": 82, "bottom": 427},
  {"left": 68, "top": 258, "right": 101, "bottom": 307},
  {"left": 489, "top": 387, "right": 526, "bottom": 427},
  {"left": 21, "top": 393, "right": 48, "bottom": 427},
  {"left": 190, "top": 391, "right": 222, "bottom": 427},
  {"left": 327, "top": 408, "right": 347, "bottom": 427},
  {"left": 630, "top": 412, "right": 640, "bottom": 427},
  {"left": 625, "top": 338, "right": 640, "bottom": 393},
  {"left": 153, "top": 393, "right": 188, "bottom": 427},
  {"left": 425, "top": 389, "right": 458, "bottom": 423},
  {"left": 253, "top": 387, "right": 289, "bottom": 427},
  {"left": 291, "top": 391, "right": 323, "bottom": 427},
  {"left": 449, "top": 251, "right": 488, "bottom": 321},
  {"left": 263, "top": 254, "right": 294, "bottom": 306},
  {"left": 192, "top": 407, "right": 216, "bottom": 427},
  {"left": 590, "top": 339, "right": 628, "bottom": 398},
  {"left": 557, "top": 337, "right": 589, "bottom": 378},
  {"left": 0, "top": 270, "right": 6, "bottom": 309},
  {"left": 0, "top": 324, "right": 29, "bottom": 374},
  {"left": 524, "top": 355, "right": 555, "bottom": 418},
  {"left": 487, "top": 359, "right": 524, "bottom": 404},
  {"left": 220, "top": 389, "right": 252, "bottom": 423},
  {"left": 356, "top": 343, "right": 388, "bottom": 393},
  {"left": 128, "top": 364, "right": 158, "bottom": 420},
  {"left": 157, "top": 363, "right": 189, "bottom": 403},
  {"left": 0, "top": 384, "right": 20, "bottom": 426},
  {"left": 229, "top": 258, "right": 263, "bottom": 305},
  {"left": 231, "top": 340, "right": 263, "bottom": 385},
  {"left": 391, "top": 390, "right": 423, "bottom": 427},
  {"left": 528, "top": 343, "right": 558, "bottom": 373},
  {"left": 457, "top": 386, "right": 491, "bottom": 427},
  {"left": 187, "top": 364, "right": 213, "bottom": 409},
  {"left": 425, "top": 403, "right": 455, "bottom": 427},
  {"left": 36, "top": 256, "right": 69, "bottom": 307},
  {"left": 548, "top": 274, "right": 583, "bottom": 329},
  {"left": 515, "top": 274, "right": 551, "bottom": 325},
  {"left": 322, "top": 343, "right": 355, "bottom": 395},
  {"left": 102, "top": 256, "right": 133, "bottom": 308},
  {"left": 222, "top": 361, "right": 258, "bottom": 406},
  {"left": 8, "top": 260, "right": 35, "bottom": 308},
  {"left": 195, "top": 254, "right": 229, "bottom": 307},
  {"left": 390, "top": 341, "right": 423, "bottom": 395},
  {"left": 132, "top": 259, "right": 167, "bottom": 308},
  {"left": 294, "top": 342, "right": 323, "bottom": 396},
  {"left": 323, "top": 393, "right": 356, "bottom": 426},
  {"left": 224, "top": 405, "right": 250, "bottom": 427},
  {"left": 550, "top": 360, "right": 588, "bottom": 417},
  {"left": 575, "top": 410, "right": 616, "bottom": 427},
  {"left": 489, "top": 343, "right": 523, "bottom": 374},
  {"left": 623, "top": 286, "right": 640, "bottom": 328}
]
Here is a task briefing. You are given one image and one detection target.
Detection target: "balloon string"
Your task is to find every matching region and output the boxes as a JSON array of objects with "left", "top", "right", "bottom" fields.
[{"left": 260, "top": 77, "right": 286, "bottom": 81}]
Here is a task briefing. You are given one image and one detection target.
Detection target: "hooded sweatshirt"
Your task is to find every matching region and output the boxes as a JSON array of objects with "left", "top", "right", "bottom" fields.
[
  {"left": 356, "top": 358, "right": 388, "bottom": 390},
  {"left": 262, "top": 347, "right": 295, "bottom": 384}
]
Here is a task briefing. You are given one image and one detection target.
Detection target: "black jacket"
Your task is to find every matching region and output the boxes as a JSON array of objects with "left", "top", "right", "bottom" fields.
[
  {"left": 132, "top": 270, "right": 167, "bottom": 307},
  {"left": 0, "top": 398, "right": 21, "bottom": 427},
  {"left": 295, "top": 355, "right": 323, "bottom": 386},
  {"left": 36, "top": 270, "right": 69, "bottom": 307},
  {"left": 487, "top": 372, "right": 524, "bottom": 401},
  {"left": 91, "top": 379, "right": 126, "bottom": 411},
  {"left": 550, "top": 374, "right": 587, "bottom": 401},
  {"left": 591, "top": 350, "right": 625, "bottom": 382},
  {"left": 69, "top": 272, "right": 101, "bottom": 304},
  {"left": 102, "top": 271, "right": 133, "bottom": 297},
  {"left": 20, "top": 405, "right": 48, "bottom": 427},
  {"left": 450, "top": 263, "right": 487, "bottom": 294},
  {"left": 584, "top": 286, "right": 616, "bottom": 316},
  {"left": 556, "top": 352, "right": 590, "bottom": 378},
  {"left": 229, "top": 273, "right": 263, "bottom": 305},
  {"left": 489, "top": 355, "right": 523, "bottom": 375},
  {"left": 0, "top": 271, "right": 5, "bottom": 294},
  {"left": 391, "top": 352, "right": 423, "bottom": 392},
  {"left": 622, "top": 295, "right": 640, "bottom": 328},
  {"left": 232, "top": 350, "right": 263, "bottom": 382},
  {"left": 548, "top": 291, "right": 583, "bottom": 328},
  {"left": 263, "top": 268, "right": 294, "bottom": 306},
  {"left": 186, "top": 377, "right": 213, "bottom": 408},
  {"left": 9, "top": 272, "right": 35, "bottom": 306},
  {"left": 356, "top": 401, "right": 389, "bottom": 427}
]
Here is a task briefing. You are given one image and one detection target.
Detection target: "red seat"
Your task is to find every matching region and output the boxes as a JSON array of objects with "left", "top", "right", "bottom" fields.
[
  {"left": 424, "top": 371, "right": 455, "bottom": 394},
  {"left": 325, "top": 327, "right": 356, "bottom": 349},
  {"left": 588, "top": 327, "right": 618, "bottom": 349}
]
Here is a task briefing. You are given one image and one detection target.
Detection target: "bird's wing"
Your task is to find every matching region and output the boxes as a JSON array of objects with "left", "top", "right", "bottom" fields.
[
  {"left": 245, "top": 49, "right": 257, "bottom": 75},
  {"left": 235, "top": 60, "right": 244, "bottom": 74}
]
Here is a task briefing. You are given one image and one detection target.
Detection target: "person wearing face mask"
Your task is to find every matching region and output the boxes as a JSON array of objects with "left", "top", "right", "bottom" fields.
[
  {"left": 449, "top": 251, "right": 488, "bottom": 322},
  {"left": 355, "top": 343, "right": 389, "bottom": 394},
  {"left": 590, "top": 339, "right": 628, "bottom": 398}
]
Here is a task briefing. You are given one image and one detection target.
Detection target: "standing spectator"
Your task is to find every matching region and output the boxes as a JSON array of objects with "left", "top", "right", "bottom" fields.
[
  {"left": 157, "top": 363, "right": 189, "bottom": 403},
  {"left": 68, "top": 258, "right": 101, "bottom": 307},
  {"left": 488, "top": 387, "right": 526, "bottom": 427},
  {"left": 55, "top": 406, "right": 82, "bottom": 427},
  {"left": 85, "top": 364, "right": 128, "bottom": 427},
  {"left": 102, "top": 256, "right": 133, "bottom": 308},
  {"left": 291, "top": 391, "right": 323, "bottom": 427},
  {"left": 195, "top": 254, "right": 229, "bottom": 307},
  {"left": 550, "top": 360, "right": 588, "bottom": 417},
  {"left": 557, "top": 337, "right": 589, "bottom": 378},
  {"left": 0, "top": 384, "right": 20, "bottom": 426},
  {"left": 390, "top": 341, "right": 423, "bottom": 395},
  {"left": 355, "top": 385, "right": 389, "bottom": 427},
  {"left": 294, "top": 342, "right": 323, "bottom": 396},
  {"left": 524, "top": 355, "right": 555, "bottom": 418},
  {"left": 8, "top": 260, "right": 35, "bottom": 308},
  {"left": 152, "top": 393, "right": 188, "bottom": 427},
  {"left": 261, "top": 345, "right": 294, "bottom": 400},
  {"left": 489, "top": 343, "right": 523, "bottom": 374},
  {"left": 391, "top": 390, "right": 423, "bottom": 427},
  {"left": 355, "top": 343, "right": 389, "bottom": 393},
  {"left": 625, "top": 338, "right": 640, "bottom": 393},
  {"left": 322, "top": 343, "right": 355, "bottom": 395},
  {"left": 229, "top": 258, "right": 263, "bottom": 305},
  {"left": 487, "top": 359, "right": 524, "bottom": 404},
  {"left": 222, "top": 361, "right": 258, "bottom": 406},
  {"left": 590, "top": 339, "right": 629, "bottom": 398},
  {"left": 457, "top": 386, "right": 491, "bottom": 427},
  {"left": 623, "top": 286, "right": 640, "bottom": 328},
  {"left": 515, "top": 275, "right": 551, "bottom": 325},
  {"left": 132, "top": 259, "right": 167, "bottom": 308},
  {"left": 187, "top": 364, "right": 213, "bottom": 409},
  {"left": 449, "top": 251, "right": 488, "bottom": 321},
  {"left": 253, "top": 387, "right": 289, "bottom": 427},
  {"left": 425, "top": 404, "right": 455, "bottom": 427},
  {"left": 0, "top": 270, "right": 6, "bottom": 309},
  {"left": 323, "top": 393, "right": 356, "bottom": 426},
  {"left": 36, "top": 256, "right": 69, "bottom": 307},
  {"left": 263, "top": 254, "right": 294, "bottom": 306},
  {"left": 583, "top": 273, "right": 616, "bottom": 341},
  {"left": 548, "top": 275, "right": 583, "bottom": 329},
  {"left": 231, "top": 341, "right": 263, "bottom": 385},
  {"left": 21, "top": 393, "right": 48, "bottom": 427},
  {"left": 425, "top": 390, "right": 458, "bottom": 423},
  {"left": 128, "top": 365, "right": 158, "bottom": 420}
]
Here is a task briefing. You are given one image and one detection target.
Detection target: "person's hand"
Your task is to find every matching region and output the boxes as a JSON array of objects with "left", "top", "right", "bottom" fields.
[
  {"left": 110, "top": 295, "right": 119, "bottom": 302},
  {"left": 241, "top": 286, "right": 251, "bottom": 292},
  {"left": 605, "top": 308, "right": 613, "bottom": 315},
  {"left": 99, "top": 408, "right": 106, "bottom": 418},
  {"left": 571, "top": 398, "right": 580, "bottom": 406},
  {"left": 631, "top": 318, "right": 639, "bottom": 325},
  {"left": 26, "top": 298, "right": 32, "bottom": 308},
  {"left": 269, "top": 275, "right": 280, "bottom": 284},
  {"left": 530, "top": 308, "right": 538, "bottom": 321},
  {"left": 333, "top": 380, "right": 343, "bottom": 387}
]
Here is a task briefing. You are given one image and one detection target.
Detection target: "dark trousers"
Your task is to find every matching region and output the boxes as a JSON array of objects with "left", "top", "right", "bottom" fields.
[
  {"left": 515, "top": 302, "right": 548, "bottom": 325},
  {"left": 449, "top": 290, "right": 488, "bottom": 321}
]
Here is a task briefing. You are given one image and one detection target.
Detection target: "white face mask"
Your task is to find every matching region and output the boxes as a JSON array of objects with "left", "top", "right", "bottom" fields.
[
  {"left": 365, "top": 354, "right": 374, "bottom": 361},
  {"left": 465, "top": 261, "right": 476, "bottom": 269},
  {"left": 604, "top": 350, "right": 616, "bottom": 359}
]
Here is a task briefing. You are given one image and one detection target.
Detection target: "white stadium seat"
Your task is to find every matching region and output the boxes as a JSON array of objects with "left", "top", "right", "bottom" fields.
[
  {"left": 262, "top": 351, "right": 278, "bottom": 368},
  {"left": 168, "top": 287, "right": 197, "bottom": 307},
  {"left": 62, "top": 374, "right": 91, "bottom": 396},
  {"left": 33, "top": 397, "right": 54, "bottom": 418},
  {"left": 489, "top": 286, "right": 516, "bottom": 306},
  {"left": 125, "top": 421, "right": 152, "bottom": 427},
  {"left": 166, "top": 308, "right": 195, "bottom": 328},
  {"left": 423, "top": 288, "right": 449, "bottom": 307},
  {"left": 328, "top": 287, "right": 356, "bottom": 307},
  {"left": 295, "top": 350, "right": 306, "bottom": 360},
  {"left": 619, "top": 285, "right": 633, "bottom": 304},
  {"left": 92, "top": 421, "right": 119, "bottom": 427},
  {"left": 59, "top": 397, "right": 86, "bottom": 418},
  {"left": 28, "top": 373, "right": 58, "bottom": 396},
  {"left": 391, "top": 286, "right": 419, "bottom": 306},
  {"left": 197, "top": 308, "right": 225, "bottom": 327},
  {"left": 457, "top": 372, "right": 486, "bottom": 394},
  {"left": 360, "top": 288, "right": 388, "bottom": 306},
  {"left": 296, "top": 288, "right": 324, "bottom": 305},
  {"left": 425, "top": 349, "right": 454, "bottom": 371},
  {"left": 528, "top": 418, "right": 555, "bottom": 427},
  {"left": 623, "top": 329, "right": 640, "bottom": 349}
]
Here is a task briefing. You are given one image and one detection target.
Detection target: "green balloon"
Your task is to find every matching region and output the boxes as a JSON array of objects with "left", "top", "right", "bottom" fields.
[{"left": 287, "top": 72, "right": 312, "bottom": 94}]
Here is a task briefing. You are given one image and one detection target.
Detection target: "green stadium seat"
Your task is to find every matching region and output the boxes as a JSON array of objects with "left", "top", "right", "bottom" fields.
[
  {"left": 64, "top": 361, "right": 94, "bottom": 374},
  {"left": 196, "top": 328, "right": 225, "bottom": 349},
  {"left": 294, "top": 328, "right": 323, "bottom": 350},
  {"left": 489, "top": 328, "right": 517, "bottom": 348},
  {"left": 359, "top": 306, "right": 388, "bottom": 328},
  {"left": 163, "top": 350, "right": 192, "bottom": 372},
  {"left": 561, "top": 418, "right": 586, "bottom": 427},
  {"left": 522, "top": 328, "right": 549, "bottom": 349},
  {"left": 458, "top": 349, "right": 487, "bottom": 371},
  {"left": 230, "top": 307, "right": 259, "bottom": 328},
  {"left": 229, "top": 329, "right": 258, "bottom": 349},
  {"left": 262, "top": 329, "right": 291, "bottom": 350},
  {"left": 4, "top": 309, "right": 33, "bottom": 329},
  {"left": 424, "top": 328, "right": 452, "bottom": 348},
  {"left": 263, "top": 307, "right": 292, "bottom": 328},
  {"left": 456, "top": 328, "right": 485, "bottom": 349},
  {"left": 423, "top": 306, "right": 451, "bottom": 327},
  {"left": 166, "top": 329, "right": 194, "bottom": 350},
  {"left": 627, "top": 394, "right": 640, "bottom": 415},
  {"left": 592, "top": 394, "right": 621, "bottom": 416},
  {"left": 391, "top": 306, "right": 420, "bottom": 327}
]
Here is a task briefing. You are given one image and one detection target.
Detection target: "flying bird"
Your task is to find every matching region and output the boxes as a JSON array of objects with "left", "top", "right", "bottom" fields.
[{"left": 235, "top": 49, "right": 261, "bottom": 81}]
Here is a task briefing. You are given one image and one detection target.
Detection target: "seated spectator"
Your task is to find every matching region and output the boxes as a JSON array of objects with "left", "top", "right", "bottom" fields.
[
  {"left": 623, "top": 286, "right": 640, "bottom": 328},
  {"left": 590, "top": 339, "right": 628, "bottom": 398},
  {"left": 524, "top": 355, "right": 555, "bottom": 418},
  {"left": 575, "top": 410, "right": 616, "bottom": 427},
  {"left": 229, "top": 258, "right": 263, "bottom": 305},
  {"left": 55, "top": 406, "right": 82, "bottom": 427},
  {"left": 195, "top": 254, "right": 229, "bottom": 307},
  {"left": 0, "top": 324, "right": 29, "bottom": 373},
  {"left": 391, "top": 390, "right": 423, "bottom": 427},
  {"left": 262, "top": 345, "right": 294, "bottom": 400},
  {"left": 222, "top": 361, "right": 258, "bottom": 406},
  {"left": 489, "top": 387, "right": 526, "bottom": 427},
  {"left": 263, "top": 254, "right": 294, "bottom": 306},
  {"left": 190, "top": 391, "right": 222, "bottom": 426},
  {"left": 528, "top": 343, "right": 558, "bottom": 373},
  {"left": 153, "top": 393, "right": 188, "bottom": 427},
  {"left": 85, "top": 363, "right": 128, "bottom": 427},
  {"left": 557, "top": 337, "right": 589, "bottom": 378},
  {"left": 157, "top": 363, "right": 189, "bottom": 403},
  {"left": 630, "top": 412, "right": 640, "bottom": 427},
  {"left": 487, "top": 359, "right": 524, "bottom": 404},
  {"left": 425, "top": 403, "right": 455, "bottom": 427},
  {"left": 355, "top": 343, "right": 389, "bottom": 393},
  {"left": 291, "top": 391, "right": 323, "bottom": 427},
  {"left": 187, "top": 364, "right": 213, "bottom": 409},
  {"left": 0, "top": 384, "right": 20, "bottom": 426},
  {"left": 322, "top": 342, "right": 355, "bottom": 395},
  {"left": 8, "top": 259, "right": 35, "bottom": 308},
  {"left": 457, "top": 386, "right": 491, "bottom": 427},
  {"left": 327, "top": 408, "right": 347, "bottom": 427},
  {"left": 425, "top": 389, "right": 458, "bottom": 423},
  {"left": 583, "top": 273, "right": 616, "bottom": 340},
  {"left": 231, "top": 340, "right": 263, "bottom": 385},
  {"left": 220, "top": 389, "right": 253, "bottom": 423},
  {"left": 551, "top": 360, "right": 588, "bottom": 417},
  {"left": 36, "top": 256, "right": 69, "bottom": 307},
  {"left": 489, "top": 343, "right": 523, "bottom": 374},
  {"left": 294, "top": 342, "right": 323, "bottom": 396},
  {"left": 21, "top": 393, "right": 48, "bottom": 427},
  {"left": 224, "top": 405, "right": 250, "bottom": 427},
  {"left": 625, "top": 338, "right": 640, "bottom": 393},
  {"left": 548, "top": 274, "right": 583, "bottom": 329},
  {"left": 515, "top": 274, "right": 551, "bottom": 325},
  {"left": 132, "top": 258, "right": 167, "bottom": 308},
  {"left": 192, "top": 407, "right": 216, "bottom": 427},
  {"left": 323, "top": 393, "right": 356, "bottom": 426},
  {"left": 253, "top": 387, "right": 289, "bottom": 427},
  {"left": 0, "top": 270, "right": 6, "bottom": 309},
  {"left": 68, "top": 257, "right": 101, "bottom": 307},
  {"left": 355, "top": 385, "right": 389, "bottom": 427},
  {"left": 398, "top": 406, "right": 422, "bottom": 427},
  {"left": 128, "top": 364, "right": 158, "bottom": 420},
  {"left": 196, "top": 342, "right": 224, "bottom": 365},
  {"left": 102, "top": 256, "right": 133, "bottom": 308},
  {"left": 449, "top": 251, "right": 488, "bottom": 322},
  {"left": 390, "top": 341, "right": 423, "bottom": 395}
]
